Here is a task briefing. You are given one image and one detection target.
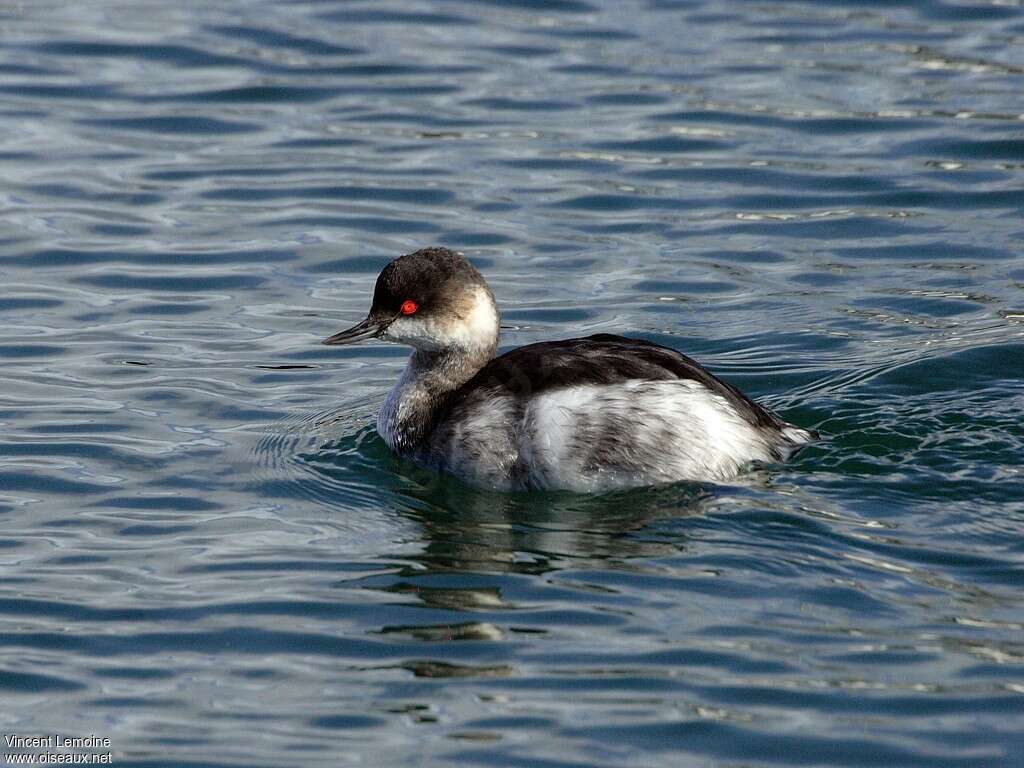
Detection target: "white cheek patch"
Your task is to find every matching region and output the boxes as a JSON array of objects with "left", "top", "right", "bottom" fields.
[
  {"left": 383, "top": 287, "right": 498, "bottom": 353},
  {"left": 385, "top": 315, "right": 444, "bottom": 350}
]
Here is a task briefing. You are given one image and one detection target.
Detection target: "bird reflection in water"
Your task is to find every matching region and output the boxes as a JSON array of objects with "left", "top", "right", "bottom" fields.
[{"left": 291, "top": 422, "right": 714, "bottom": 678}]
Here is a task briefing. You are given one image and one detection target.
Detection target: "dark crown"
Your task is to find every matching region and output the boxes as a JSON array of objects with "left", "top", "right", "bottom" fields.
[{"left": 371, "top": 248, "right": 481, "bottom": 317}]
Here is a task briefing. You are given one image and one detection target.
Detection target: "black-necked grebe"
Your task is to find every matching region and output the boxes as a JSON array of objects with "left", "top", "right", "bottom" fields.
[{"left": 323, "top": 247, "right": 814, "bottom": 492}]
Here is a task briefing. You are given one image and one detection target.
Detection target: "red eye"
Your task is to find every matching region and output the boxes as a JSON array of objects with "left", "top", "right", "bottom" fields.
[{"left": 399, "top": 299, "right": 419, "bottom": 315}]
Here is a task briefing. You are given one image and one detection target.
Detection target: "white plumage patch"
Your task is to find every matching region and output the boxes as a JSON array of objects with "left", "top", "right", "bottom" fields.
[
  {"left": 450, "top": 286, "right": 499, "bottom": 351},
  {"left": 384, "top": 287, "right": 497, "bottom": 354},
  {"left": 781, "top": 425, "right": 814, "bottom": 446},
  {"left": 517, "top": 380, "right": 780, "bottom": 492}
]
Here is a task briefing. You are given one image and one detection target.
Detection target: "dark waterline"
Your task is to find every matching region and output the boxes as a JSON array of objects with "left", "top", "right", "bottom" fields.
[{"left": 1, "top": 1, "right": 1023, "bottom": 766}]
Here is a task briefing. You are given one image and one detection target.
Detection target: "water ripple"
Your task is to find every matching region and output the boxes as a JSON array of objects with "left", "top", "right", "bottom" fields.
[{"left": 1, "top": 0, "right": 1023, "bottom": 766}]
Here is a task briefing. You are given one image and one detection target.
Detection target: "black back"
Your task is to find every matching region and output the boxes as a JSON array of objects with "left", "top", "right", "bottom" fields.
[{"left": 447, "top": 333, "right": 784, "bottom": 430}]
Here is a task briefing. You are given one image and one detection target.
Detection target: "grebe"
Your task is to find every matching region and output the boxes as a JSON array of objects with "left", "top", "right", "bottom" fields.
[{"left": 323, "top": 247, "right": 814, "bottom": 492}]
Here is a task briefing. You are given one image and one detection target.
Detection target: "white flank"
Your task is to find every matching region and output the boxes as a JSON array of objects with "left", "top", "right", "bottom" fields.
[{"left": 519, "top": 380, "right": 776, "bottom": 492}]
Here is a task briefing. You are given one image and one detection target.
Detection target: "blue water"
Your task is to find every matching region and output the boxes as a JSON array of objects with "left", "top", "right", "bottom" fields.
[{"left": 2, "top": 1, "right": 1023, "bottom": 765}]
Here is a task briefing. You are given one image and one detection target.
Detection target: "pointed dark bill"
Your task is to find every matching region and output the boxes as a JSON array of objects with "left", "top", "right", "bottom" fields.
[{"left": 322, "top": 315, "right": 387, "bottom": 346}]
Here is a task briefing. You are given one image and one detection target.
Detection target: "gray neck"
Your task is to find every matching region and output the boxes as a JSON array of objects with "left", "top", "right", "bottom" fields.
[{"left": 377, "top": 344, "right": 495, "bottom": 453}]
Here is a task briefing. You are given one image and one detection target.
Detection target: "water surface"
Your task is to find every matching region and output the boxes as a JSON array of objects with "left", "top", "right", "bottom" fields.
[{"left": 1, "top": 1, "right": 1023, "bottom": 765}]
